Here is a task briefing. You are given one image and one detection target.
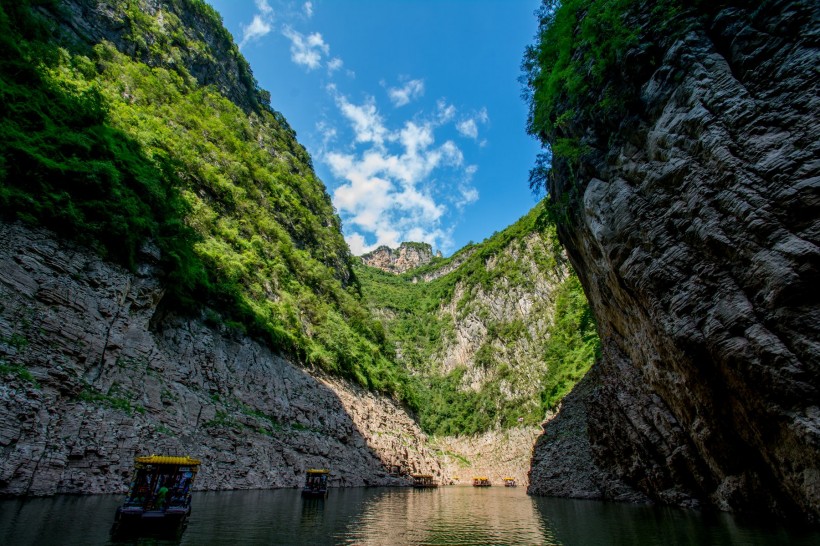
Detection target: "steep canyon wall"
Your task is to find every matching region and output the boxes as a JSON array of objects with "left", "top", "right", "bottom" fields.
[
  {"left": 0, "top": 223, "right": 443, "bottom": 495},
  {"left": 529, "top": 0, "right": 819, "bottom": 523}
]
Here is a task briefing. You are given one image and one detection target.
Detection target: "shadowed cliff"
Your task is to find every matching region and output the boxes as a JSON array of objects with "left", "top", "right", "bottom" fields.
[{"left": 525, "top": 0, "right": 819, "bottom": 523}]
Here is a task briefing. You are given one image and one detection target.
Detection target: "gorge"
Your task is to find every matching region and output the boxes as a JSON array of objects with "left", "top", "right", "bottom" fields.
[
  {"left": 0, "top": 0, "right": 817, "bottom": 530},
  {"left": 524, "top": 0, "right": 819, "bottom": 524}
]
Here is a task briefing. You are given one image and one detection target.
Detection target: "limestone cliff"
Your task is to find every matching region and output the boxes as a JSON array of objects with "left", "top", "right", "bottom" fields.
[
  {"left": 0, "top": 223, "right": 444, "bottom": 495},
  {"left": 526, "top": 0, "right": 819, "bottom": 523},
  {"left": 360, "top": 243, "right": 437, "bottom": 274},
  {"left": 356, "top": 207, "right": 598, "bottom": 435},
  {"left": 52, "top": 0, "right": 265, "bottom": 113}
]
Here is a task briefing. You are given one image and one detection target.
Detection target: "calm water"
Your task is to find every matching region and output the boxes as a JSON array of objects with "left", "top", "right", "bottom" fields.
[{"left": 1, "top": 486, "right": 817, "bottom": 545}]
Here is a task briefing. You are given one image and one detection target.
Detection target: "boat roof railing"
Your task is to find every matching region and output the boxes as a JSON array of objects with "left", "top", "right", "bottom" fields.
[{"left": 134, "top": 455, "right": 201, "bottom": 466}]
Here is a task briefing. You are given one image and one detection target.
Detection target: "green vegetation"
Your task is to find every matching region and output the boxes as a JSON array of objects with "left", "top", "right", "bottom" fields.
[
  {"left": 357, "top": 204, "right": 599, "bottom": 436},
  {"left": 0, "top": 0, "right": 412, "bottom": 405},
  {"left": 0, "top": 358, "right": 39, "bottom": 386},
  {"left": 523, "top": 0, "right": 689, "bottom": 220},
  {"left": 77, "top": 385, "right": 145, "bottom": 415},
  {"left": 0, "top": 0, "right": 601, "bottom": 438},
  {"left": 539, "top": 274, "right": 599, "bottom": 411}
]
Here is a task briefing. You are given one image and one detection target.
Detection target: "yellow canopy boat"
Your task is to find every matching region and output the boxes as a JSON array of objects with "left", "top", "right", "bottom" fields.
[
  {"left": 113, "top": 455, "right": 201, "bottom": 534},
  {"left": 302, "top": 468, "right": 330, "bottom": 499},
  {"left": 411, "top": 474, "right": 439, "bottom": 488},
  {"left": 472, "top": 476, "right": 491, "bottom": 487}
]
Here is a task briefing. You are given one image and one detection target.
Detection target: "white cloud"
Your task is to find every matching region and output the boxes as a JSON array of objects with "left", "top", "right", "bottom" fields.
[
  {"left": 316, "top": 121, "right": 337, "bottom": 146},
  {"left": 327, "top": 57, "right": 344, "bottom": 73},
  {"left": 387, "top": 79, "right": 425, "bottom": 107},
  {"left": 335, "top": 95, "right": 389, "bottom": 147},
  {"left": 436, "top": 99, "right": 456, "bottom": 123},
  {"left": 456, "top": 108, "right": 490, "bottom": 140},
  {"left": 257, "top": 0, "right": 272, "bottom": 14},
  {"left": 304, "top": 1, "right": 313, "bottom": 18},
  {"left": 456, "top": 119, "right": 478, "bottom": 139},
  {"left": 456, "top": 165, "right": 479, "bottom": 209},
  {"left": 282, "top": 26, "right": 330, "bottom": 70},
  {"left": 240, "top": 0, "right": 275, "bottom": 47},
  {"left": 322, "top": 93, "right": 475, "bottom": 255}
]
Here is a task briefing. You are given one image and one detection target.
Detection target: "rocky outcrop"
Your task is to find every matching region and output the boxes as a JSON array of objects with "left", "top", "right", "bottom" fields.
[
  {"left": 528, "top": 368, "right": 648, "bottom": 502},
  {"left": 530, "top": 1, "right": 819, "bottom": 523},
  {"left": 437, "top": 233, "right": 567, "bottom": 403},
  {"left": 43, "top": 0, "right": 264, "bottom": 113},
  {"left": 360, "top": 243, "right": 436, "bottom": 274},
  {"left": 435, "top": 426, "right": 541, "bottom": 488},
  {"left": 0, "top": 222, "right": 444, "bottom": 496}
]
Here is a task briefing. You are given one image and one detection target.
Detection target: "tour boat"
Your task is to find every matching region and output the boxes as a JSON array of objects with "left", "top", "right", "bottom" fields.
[
  {"left": 503, "top": 477, "right": 517, "bottom": 487},
  {"left": 472, "top": 477, "right": 491, "bottom": 487},
  {"left": 411, "top": 474, "right": 439, "bottom": 488},
  {"left": 112, "top": 455, "right": 201, "bottom": 535},
  {"left": 302, "top": 468, "right": 330, "bottom": 498}
]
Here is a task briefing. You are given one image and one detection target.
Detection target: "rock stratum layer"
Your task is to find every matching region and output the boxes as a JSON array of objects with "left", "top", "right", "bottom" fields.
[
  {"left": 0, "top": 223, "right": 443, "bottom": 495},
  {"left": 529, "top": 0, "right": 819, "bottom": 523}
]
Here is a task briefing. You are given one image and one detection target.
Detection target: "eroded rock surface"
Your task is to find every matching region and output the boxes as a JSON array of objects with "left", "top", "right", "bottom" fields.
[
  {"left": 530, "top": 1, "right": 819, "bottom": 522},
  {"left": 0, "top": 222, "right": 443, "bottom": 496},
  {"left": 360, "top": 243, "right": 436, "bottom": 274}
]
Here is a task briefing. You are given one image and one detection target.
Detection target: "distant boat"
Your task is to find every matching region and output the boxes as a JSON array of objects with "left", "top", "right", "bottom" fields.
[
  {"left": 302, "top": 468, "right": 330, "bottom": 499},
  {"left": 112, "top": 455, "right": 201, "bottom": 535},
  {"left": 472, "top": 477, "right": 491, "bottom": 487},
  {"left": 503, "top": 477, "right": 517, "bottom": 487},
  {"left": 411, "top": 474, "right": 439, "bottom": 488}
]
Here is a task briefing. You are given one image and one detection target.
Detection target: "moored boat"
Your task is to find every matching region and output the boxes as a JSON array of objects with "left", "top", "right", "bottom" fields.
[
  {"left": 503, "top": 477, "right": 517, "bottom": 487},
  {"left": 411, "top": 474, "right": 439, "bottom": 488},
  {"left": 302, "top": 468, "right": 330, "bottom": 498},
  {"left": 472, "top": 477, "right": 491, "bottom": 487},
  {"left": 112, "top": 455, "right": 201, "bottom": 535}
]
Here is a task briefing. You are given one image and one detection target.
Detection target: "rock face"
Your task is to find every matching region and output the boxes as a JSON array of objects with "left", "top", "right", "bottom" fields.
[
  {"left": 436, "top": 233, "right": 567, "bottom": 403},
  {"left": 530, "top": 1, "right": 820, "bottom": 523},
  {"left": 360, "top": 243, "right": 435, "bottom": 274},
  {"left": 528, "top": 368, "right": 648, "bottom": 503},
  {"left": 435, "top": 426, "right": 541, "bottom": 488},
  {"left": 50, "top": 0, "right": 264, "bottom": 112},
  {"left": 0, "top": 222, "right": 444, "bottom": 496}
]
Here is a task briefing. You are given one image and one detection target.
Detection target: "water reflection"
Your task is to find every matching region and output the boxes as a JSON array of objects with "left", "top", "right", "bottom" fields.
[
  {"left": 533, "top": 496, "right": 820, "bottom": 546},
  {"left": 339, "top": 487, "right": 555, "bottom": 545},
  {"left": 1, "top": 487, "right": 818, "bottom": 545}
]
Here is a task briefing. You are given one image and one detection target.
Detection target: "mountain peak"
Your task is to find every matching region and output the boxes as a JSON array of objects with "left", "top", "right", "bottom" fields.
[{"left": 360, "top": 242, "right": 439, "bottom": 274}]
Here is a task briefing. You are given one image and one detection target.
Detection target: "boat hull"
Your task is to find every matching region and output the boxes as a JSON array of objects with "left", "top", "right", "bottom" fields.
[
  {"left": 112, "top": 506, "right": 190, "bottom": 537},
  {"left": 301, "top": 489, "right": 328, "bottom": 499}
]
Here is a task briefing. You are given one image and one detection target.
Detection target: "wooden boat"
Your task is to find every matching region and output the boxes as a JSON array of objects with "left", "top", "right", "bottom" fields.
[
  {"left": 411, "top": 474, "right": 439, "bottom": 488},
  {"left": 503, "top": 477, "right": 517, "bottom": 487},
  {"left": 472, "top": 477, "right": 491, "bottom": 487},
  {"left": 302, "top": 468, "right": 330, "bottom": 498},
  {"left": 112, "top": 455, "right": 201, "bottom": 534}
]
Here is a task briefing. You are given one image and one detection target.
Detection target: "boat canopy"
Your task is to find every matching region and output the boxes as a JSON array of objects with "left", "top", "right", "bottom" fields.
[
  {"left": 135, "top": 455, "right": 201, "bottom": 466},
  {"left": 306, "top": 468, "right": 330, "bottom": 474}
]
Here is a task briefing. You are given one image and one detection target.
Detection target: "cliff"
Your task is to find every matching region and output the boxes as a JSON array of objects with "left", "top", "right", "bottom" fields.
[
  {"left": 360, "top": 242, "right": 438, "bottom": 274},
  {"left": 0, "top": 222, "right": 443, "bottom": 495},
  {"left": 356, "top": 206, "right": 599, "bottom": 436},
  {"left": 525, "top": 0, "right": 819, "bottom": 523},
  {"left": 0, "top": 0, "right": 437, "bottom": 496}
]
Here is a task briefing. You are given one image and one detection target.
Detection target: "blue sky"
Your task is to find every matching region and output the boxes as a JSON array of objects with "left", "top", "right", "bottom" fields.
[{"left": 205, "top": 0, "right": 543, "bottom": 256}]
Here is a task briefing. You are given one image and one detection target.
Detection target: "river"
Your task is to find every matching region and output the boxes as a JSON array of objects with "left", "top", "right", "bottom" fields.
[{"left": 1, "top": 486, "right": 817, "bottom": 545}]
